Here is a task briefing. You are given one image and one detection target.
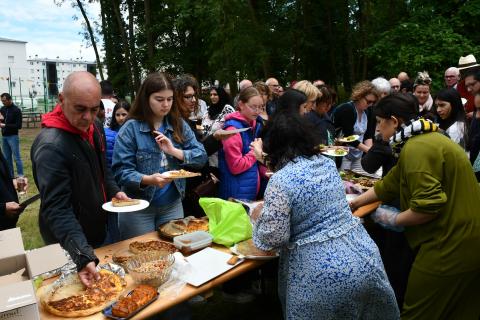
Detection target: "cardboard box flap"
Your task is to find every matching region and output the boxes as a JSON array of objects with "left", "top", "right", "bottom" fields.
[
  {"left": 0, "top": 255, "right": 27, "bottom": 276},
  {"left": 0, "top": 268, "right": 28, "bottom": 287},
  {"left": 0, "top": 228, "right": 24, "bottom": 260},
  {"left": 26, "top": 244, "right": 69, "bottom": 278},
  {"left": 0, "top": 280, "right": 37, "bottom": 313}
]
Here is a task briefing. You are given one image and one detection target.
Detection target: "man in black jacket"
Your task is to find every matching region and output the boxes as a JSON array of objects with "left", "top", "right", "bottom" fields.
[
  {"left": 31, "top": 71, "right": 129, "bottom": 287},
  {"left": 0, "top": 93, "right": 23, "bottom": 177},
  {"left": 0, "top": 151, "right": 25, "bottom": 230}
]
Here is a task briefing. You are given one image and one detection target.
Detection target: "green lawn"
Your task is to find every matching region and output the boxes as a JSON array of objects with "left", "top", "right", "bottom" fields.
[{"left": 15, "top": 127, "right": 44, "bottom": 249}]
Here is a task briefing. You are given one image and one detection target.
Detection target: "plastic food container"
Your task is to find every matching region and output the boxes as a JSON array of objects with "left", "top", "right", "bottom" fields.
[
  {"left": 126, "top": 251, "right": 175, "bottom": 287},
  {"left": 173, "top": 231, "right": 213, "bottom": 254}
]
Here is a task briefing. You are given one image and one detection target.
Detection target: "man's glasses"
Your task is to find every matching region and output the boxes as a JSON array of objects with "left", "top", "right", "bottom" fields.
[{"left": 183, "top": 95, "right": 196, "bottom": 101}]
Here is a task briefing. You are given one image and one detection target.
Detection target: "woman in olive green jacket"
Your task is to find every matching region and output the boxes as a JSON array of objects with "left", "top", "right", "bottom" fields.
[{"left": 350, "top": 93, "right": 480, "bottom": 320}]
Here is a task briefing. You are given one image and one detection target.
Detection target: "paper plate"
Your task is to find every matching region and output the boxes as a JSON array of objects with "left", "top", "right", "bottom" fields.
[
  {"left": 163, "top": 170, "right": 201, "bottom": 179},
  {"left": 337, "top": 135, "right": 359, "bottom": 143},
  {"left": 216, "top": 127, "right": 250, "bottom": 135},
  {"left": 102, "top": 199, "right": 149, "bottom": 213},
  {"left": 321, "top": 148, "right": 349, "bottom": 157},
  {"left": 230, "top": 244, "right": 279, "bottom": 260}
]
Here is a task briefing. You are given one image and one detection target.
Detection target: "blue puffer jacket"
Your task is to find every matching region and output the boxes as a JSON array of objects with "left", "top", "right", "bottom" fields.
[
  {"left": 218, "top": 115, "right": 263, "bottom": 200},
  {"left": 104, "top": 127, "right": 118, "bottom": 168}
]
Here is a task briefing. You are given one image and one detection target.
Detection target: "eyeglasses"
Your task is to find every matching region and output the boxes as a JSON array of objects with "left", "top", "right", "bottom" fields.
[
  {"left": 444, "top": 75, "right": 457, "bottom": 79},
  {"left": 183, "top": 94, "right": 196, "bottom": 101},
  {"left": 268, "top": 84, "right": 280, "bottom": 88},
  {"left": 363, "top": 97, "right": 376, "bottom": 105},
  {"left": 246, "top": 104, "right": 263, "bottom": 112}
]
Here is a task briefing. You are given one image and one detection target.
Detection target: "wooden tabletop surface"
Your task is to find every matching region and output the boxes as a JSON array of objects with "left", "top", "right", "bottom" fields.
[{"left": 37, "top": 231, "right": 266, "bottom": 319}]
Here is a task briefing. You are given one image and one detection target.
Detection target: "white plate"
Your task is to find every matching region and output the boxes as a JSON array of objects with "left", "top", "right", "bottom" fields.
[
  {"left": 337, "top": 135, "right": 359, "bottom": 143},
  {"left": 102, "top": 199, "right": 149, "bottom": 213},
  {"left": 163, "top": 170, "right": 201, "bottom": 179},
  {"left": 230, "top": 244, "right": 279, "bottom": 260},
  {"left": 321, "top": 148, "right": 349, "bottom": 157},
  {"left": 216, "top": 127, "right": 250, "bottom": 135}
]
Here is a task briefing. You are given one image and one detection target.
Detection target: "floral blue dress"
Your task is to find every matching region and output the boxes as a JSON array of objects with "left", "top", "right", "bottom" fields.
[{"left": 253, "top": 155, "right": 399, "bottom": 319}]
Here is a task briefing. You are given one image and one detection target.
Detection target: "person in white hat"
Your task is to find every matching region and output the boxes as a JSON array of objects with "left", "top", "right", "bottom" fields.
[{"left": 456, "top": 54, "right": 480, "bottom": 119}]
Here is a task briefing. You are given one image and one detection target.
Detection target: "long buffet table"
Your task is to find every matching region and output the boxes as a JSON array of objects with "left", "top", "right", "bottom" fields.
[
  {"left": 37, "top": 200, "right": 380, "bottom": 319},
  {"left": 37, "top": 231, "right": 267, "bottom": 320}
]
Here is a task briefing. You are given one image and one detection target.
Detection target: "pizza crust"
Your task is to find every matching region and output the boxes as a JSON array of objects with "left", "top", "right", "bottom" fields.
[
  {"left": 111, "top": 198, "right": 141, "bottom": 207},
  {"left": 41, "top": 269, "right": 126, "bottom": 318}
]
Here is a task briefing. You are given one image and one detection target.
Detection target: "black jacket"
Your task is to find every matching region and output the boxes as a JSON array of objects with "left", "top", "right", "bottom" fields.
[
  {"left": 332, "top": 101, "right": 376, "bottom": 147},
  {"left": 31, "top": 123, "right": 120, "bottom": 270},
  {"left": 361, "top": 136, "right": 397, "bottom": 177},
  {"left": 0, "top": 152, "right": 19, "bottom": 230},
  {"left": 0, "top": 104, "right": 22, "bottom": 136}
]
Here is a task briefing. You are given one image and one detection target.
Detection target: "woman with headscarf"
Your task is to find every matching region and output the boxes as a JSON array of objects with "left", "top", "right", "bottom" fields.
[
  {"left": 434, "top": 88, "right": 467, "bottom": 148},
  {"left": 350, "top": 93, "right": 480, "bottom": 319}
]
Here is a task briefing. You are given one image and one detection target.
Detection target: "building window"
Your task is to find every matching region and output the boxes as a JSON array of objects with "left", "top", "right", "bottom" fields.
[
  {"left": 30, "top": 62, "right": 33, "bottom": 65},
  {"left": 42, "top": 62, "right": 45, "bottom": 65},
  {"left": 8, "top": 56, "right": 14, "bottom": 63}
]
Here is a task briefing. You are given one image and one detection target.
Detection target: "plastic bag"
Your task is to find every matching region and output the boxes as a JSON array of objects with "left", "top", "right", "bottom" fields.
[{"left": 199, "top": 197, "right": 252, "bottom": 246}]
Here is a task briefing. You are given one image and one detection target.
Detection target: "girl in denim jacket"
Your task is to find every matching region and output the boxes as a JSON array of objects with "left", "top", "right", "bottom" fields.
[{"left": 112, "top": 72, "right": 207, "bottom": 240}]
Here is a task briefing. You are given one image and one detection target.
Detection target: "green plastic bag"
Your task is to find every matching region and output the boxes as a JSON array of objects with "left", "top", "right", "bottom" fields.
[{"left": 199, "top": 197, "right": 252, "bottom": 247}]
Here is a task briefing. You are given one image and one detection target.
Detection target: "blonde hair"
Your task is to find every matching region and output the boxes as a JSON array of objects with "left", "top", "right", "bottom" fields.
[
  {"left": 293, "top": 80, "right": 320, "bottom": 101},
  {"left": 238, "top": 86, "right": 261, "bottom": 103},
  {"left": 350, "top": 80, "right": 379, "bottom": 102}
]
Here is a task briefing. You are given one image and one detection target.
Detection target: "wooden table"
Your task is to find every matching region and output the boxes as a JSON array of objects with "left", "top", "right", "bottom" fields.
[{"left": 38, "top": 232, "right": 266, "bottom": 319}]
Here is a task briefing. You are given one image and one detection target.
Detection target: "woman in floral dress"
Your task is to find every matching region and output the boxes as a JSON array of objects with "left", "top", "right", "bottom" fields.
[{"left": 252, "top": 107, "right": 399, "bottom": 319}]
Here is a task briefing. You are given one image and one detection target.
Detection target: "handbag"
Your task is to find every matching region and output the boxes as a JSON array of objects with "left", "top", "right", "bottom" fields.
[{"left": 193, "top": 173, "right": 219, "bottom": 198}]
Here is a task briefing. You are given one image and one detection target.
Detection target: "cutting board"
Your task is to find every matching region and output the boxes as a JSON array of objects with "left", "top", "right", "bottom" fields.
[{"left": 180, "top": 247, "right": 243, "bottom": 287}]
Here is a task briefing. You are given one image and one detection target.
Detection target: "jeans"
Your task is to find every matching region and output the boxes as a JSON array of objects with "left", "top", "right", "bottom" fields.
[
  {"left": 2, "top": 135, "right": 23, "bottom": 177},
  {"left": 103, "top": 213, "right": 120, "bottom": 246},
  {"left": 118, "top": 197, "right": 183, "bottom": 240}
]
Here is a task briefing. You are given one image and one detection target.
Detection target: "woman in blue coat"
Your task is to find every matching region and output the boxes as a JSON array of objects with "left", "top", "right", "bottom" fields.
[{"left": 104, "top": 100, "right": 130, "bottom": 168}]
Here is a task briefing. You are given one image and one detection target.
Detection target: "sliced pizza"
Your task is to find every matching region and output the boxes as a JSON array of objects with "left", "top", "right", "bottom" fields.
[
  {"left": 111, "top": 198, "right": 141, "bottom": 207},
  {"left": 163, "top": 169, "right": 201, "bottom": 179},
  {"left": 129, "top": 240, "right": 177, "bottom": 255},
  {"left": 42, "top": 269, "right": 126, "bottom": 318}
]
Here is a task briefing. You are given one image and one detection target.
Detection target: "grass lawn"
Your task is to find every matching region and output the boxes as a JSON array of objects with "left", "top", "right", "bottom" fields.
[{"left": 14, "top": 127, "right": 44, "bottom": 249}]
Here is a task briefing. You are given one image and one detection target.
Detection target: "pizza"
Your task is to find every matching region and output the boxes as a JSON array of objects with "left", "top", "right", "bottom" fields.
[
  {"left": 129, "top": 240, "right": 177, "bottom": 255},
  {"left": 163, "top": 169, "right": 201, "bottom": 179},
  {"left": 236, "top": 239, "right": 277, "bottom": 257},
  {"left": 159, "top": 216, "right": 209, "bottom": 238},
  {"left": 42, "top": 269, "right": 126, "bottom": 318},
  {"left": 111, "top": 198, "right": 141, "bottom": 207},
  {"left": 111, "top": 284, "right": 158, "bottom": 318}
]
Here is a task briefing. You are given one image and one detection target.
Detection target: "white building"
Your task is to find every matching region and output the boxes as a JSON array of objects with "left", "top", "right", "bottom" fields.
[
  {"left": 0, "top": 37, "right": 32, "bottom": 99},
  {"left": 28, "top": 57, "right": 97, "bottom": 97}
]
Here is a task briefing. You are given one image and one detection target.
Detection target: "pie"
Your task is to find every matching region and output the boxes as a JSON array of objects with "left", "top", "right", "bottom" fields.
[
  {"left": 236, "top": 239, "right": 277, "bottom": 257},
  {"left": 42, "top": 269, "right": 126, "bottom": 318},
  {"left": 111, "top": 284, "right": 158, "bottom": 318},
  {"left": 111, "top": 198, "right": 141, "bottom": 207},
  {"left": 163, "top": 169, "right": 201, "bottom": 179},
  {"left": 159, "top": 216, "right": 209, "bottom": 238},
  {"left": 129, "top": 240, "right": 177, "bottom": 255}
]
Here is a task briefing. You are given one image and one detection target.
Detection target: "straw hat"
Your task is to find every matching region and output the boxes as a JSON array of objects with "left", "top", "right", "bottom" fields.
[{"left": 458, "top": 54, "right": 480, "bottom": 70}]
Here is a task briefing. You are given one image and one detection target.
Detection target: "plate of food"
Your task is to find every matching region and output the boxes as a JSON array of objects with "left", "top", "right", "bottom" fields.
[
  {"left": 102, "top": 199, "right": 149, "bottom": 213},
  {"left": 40, "top": 269, "right": 126, "bottom": 318},
  {"left": 103, "top": 284, "right": 158, "bottom": 320},
  {"left": 230, "top": 239, "right": 279, "bottom": 260},
  {"left": 163, "top": 169, "right": 201, "bottom": 179},
  {"left": 321, "top": 146, "right": 349, "bottom": 157},
  {"left": 129, "top": 239, "right": 177, "bottom": 255},
  {"left": 159, "top": 216, "right": 209, "bottom": 239},
  {"left": 337, "top": 135, "right": 359, "bottom": 143}
]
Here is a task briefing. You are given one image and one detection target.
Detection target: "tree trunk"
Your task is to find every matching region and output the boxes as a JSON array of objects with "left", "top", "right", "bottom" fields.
[
  {"left": 76, "top": 0, "right": 104, "bottom": 80},
  {"left": 111, "top": 0, "right": 135, "bottom": 96},
  {"left": 325, "top": 0, "right": 338, "bottom": 88},
  {"left": 144, "top": 0, "right": 155, "bottom": 73}
]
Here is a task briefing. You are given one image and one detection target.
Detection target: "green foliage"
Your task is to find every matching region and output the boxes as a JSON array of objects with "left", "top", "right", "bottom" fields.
[{"left": 89, "top": 0, "right": 480, "bottom": 97}]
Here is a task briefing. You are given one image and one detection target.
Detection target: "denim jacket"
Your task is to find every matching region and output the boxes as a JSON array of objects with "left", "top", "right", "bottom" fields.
[{"left": 112, "top": 118, "right": 207, "bottom": 201}]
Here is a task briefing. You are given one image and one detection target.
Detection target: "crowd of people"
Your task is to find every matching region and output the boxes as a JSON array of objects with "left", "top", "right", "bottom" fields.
[{"left": 1, "top": 51, "right": 480, "bottom": 319}]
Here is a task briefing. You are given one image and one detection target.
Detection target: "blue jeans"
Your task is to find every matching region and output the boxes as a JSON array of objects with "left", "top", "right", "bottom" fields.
[
  {"left": 103, "top": 213, "right": 120, "bottom": 246},
  {"left": 118, "top": 197, "right": 183, "bottom": 240},
  {"left": 2, "top": 135, "right": 23, "bottom": 177}
]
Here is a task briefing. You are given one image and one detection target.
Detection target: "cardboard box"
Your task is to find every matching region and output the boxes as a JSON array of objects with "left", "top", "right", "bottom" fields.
[{"left": 0, "top": 228, "right": 68, "bottom": 320}]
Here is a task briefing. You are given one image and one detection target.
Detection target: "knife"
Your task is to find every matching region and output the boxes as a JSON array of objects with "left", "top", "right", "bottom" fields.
[{"left": 19, "top": 194, "right": 41, "bottom": 208}]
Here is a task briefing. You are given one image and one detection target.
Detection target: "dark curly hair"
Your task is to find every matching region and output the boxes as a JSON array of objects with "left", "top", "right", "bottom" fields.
[{"left": 263, "top": 100, "right": 318, "bottom": 171}]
